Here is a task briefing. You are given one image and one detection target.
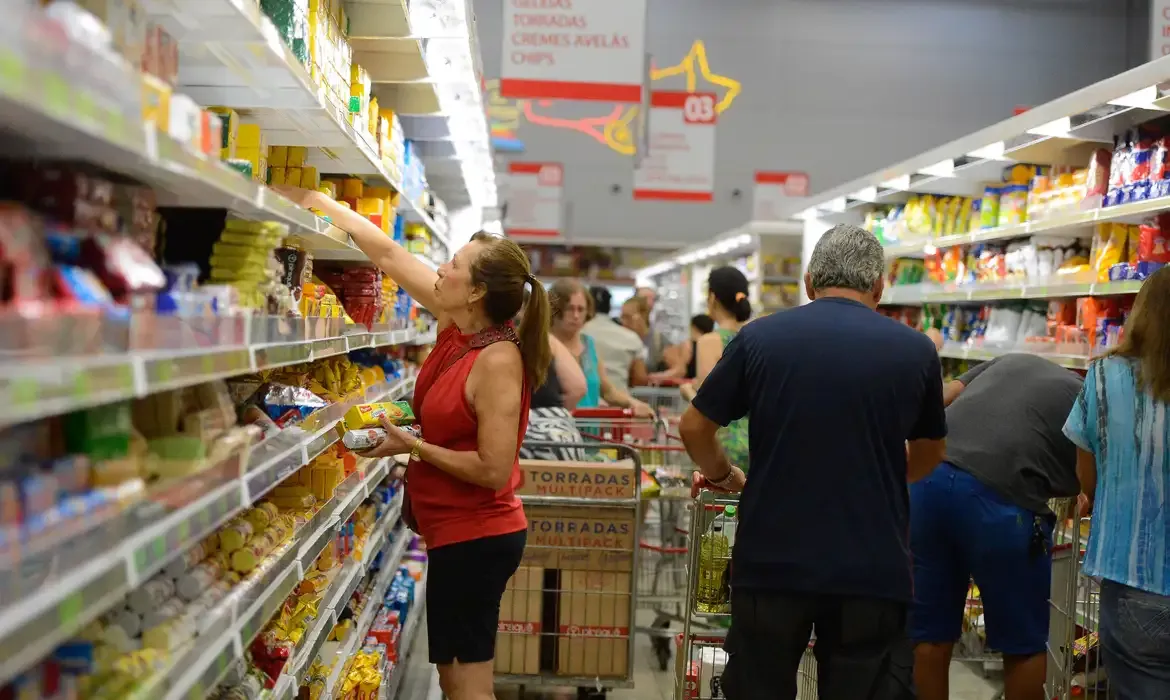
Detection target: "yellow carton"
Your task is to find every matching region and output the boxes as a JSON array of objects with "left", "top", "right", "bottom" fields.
[
  {"left": 268, "top": 167, "right": 287, "bottom": 186},
  {"left": 238, "top": 123, "right": 265, "bottom": 150},
  {"left": 287, "top": 146, "right": 308, "bottom": 167},
  {"left": 301, "top": 166, "right": 320, "bottom": 190},
  {"left": 269, "top": 145, "right": 289, "bottom": 168}
]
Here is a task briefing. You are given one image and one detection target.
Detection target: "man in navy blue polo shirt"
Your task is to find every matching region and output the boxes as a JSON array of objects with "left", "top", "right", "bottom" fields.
[{"left": 679, "top": 223, "right": 947, "bottom": 700}]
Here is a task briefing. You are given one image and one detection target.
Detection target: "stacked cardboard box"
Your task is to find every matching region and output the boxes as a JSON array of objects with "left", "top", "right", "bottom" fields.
[
  {"left": 511, "top": 457, "right": 638, "bottom": 680},
  {"left": 494, "top": 566, "right": 543, "bottom": 676}
]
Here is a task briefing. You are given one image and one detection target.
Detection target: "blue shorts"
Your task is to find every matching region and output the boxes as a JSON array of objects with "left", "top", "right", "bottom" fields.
[{"left": 909, "top": 462, "right": 1054, "bottom": 656}]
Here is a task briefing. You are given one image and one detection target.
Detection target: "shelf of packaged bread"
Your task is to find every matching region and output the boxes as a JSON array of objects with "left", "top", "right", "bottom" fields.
[
  {"left": 133, "top": 467, "right": 404, "bottom": 700},
  {"left": 0, "top": 379, "right": 415, "bottom": 686},
  {"left": 937, "top": 343, "right": 1091, "bottom": 370},
  {"left": 882, "top": 195, "right": 1170, "bottom": 259},
  {"left": 879, "top": 279, "right": 1145, "bottom": 306},
  {"left": 0, "top": 320, "right": 429, "bottom": 429}
]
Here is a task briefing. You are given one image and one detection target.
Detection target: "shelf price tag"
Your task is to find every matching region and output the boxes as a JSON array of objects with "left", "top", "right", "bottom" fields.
[
  {"left": 0, "top": 46, "right": 27, "bottom": 93},
  {"left": 58, "top": 591, "right": 83, "bottom": 627},
  {"left": 10, "top": 377, "right": 38, "bottom": 408}
]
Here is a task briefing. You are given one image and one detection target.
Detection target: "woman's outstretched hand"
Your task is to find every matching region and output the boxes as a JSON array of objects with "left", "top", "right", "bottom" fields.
[{"left": 271, "top": 184, "right": 321, "bottom": 209}]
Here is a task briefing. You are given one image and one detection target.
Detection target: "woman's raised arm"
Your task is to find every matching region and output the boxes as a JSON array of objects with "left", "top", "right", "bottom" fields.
[{"left": 273, "top": 185, "right": 440, "bottom": 313}]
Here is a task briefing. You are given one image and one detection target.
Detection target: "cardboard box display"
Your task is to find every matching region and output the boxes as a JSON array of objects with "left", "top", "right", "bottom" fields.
[
  {"left": 523, "top": 506, "right": 636, "bottom": 571},
  {"left": 517, "top": 458, "right": 637, "bottom": 500},
  {"left": 556, "top": 571, "right": 631, "bottom": 678},
  {"left": 495, "top": 566, "right": 543, "bottom": 676}
]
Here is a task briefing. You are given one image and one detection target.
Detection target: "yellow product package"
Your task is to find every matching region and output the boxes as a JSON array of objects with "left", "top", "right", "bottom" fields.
[
  {"left": 1096, "top": 223, "right": 1127, "bottom": 281},
  {"left": 342, "top": 401, "right": 416, "bottom": 429}
]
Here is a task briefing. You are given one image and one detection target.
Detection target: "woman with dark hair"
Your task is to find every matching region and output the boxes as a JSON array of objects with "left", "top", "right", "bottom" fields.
[
  {"left": 274, "top": 185, "right": 548, "bottom": 700},
  {"left": 649, "top": 314, "right": 715, "bottom": 382},
  {"left": 1064, "top": 266, "right": 1170, "bottom": 698},
  {"left": 681, "top": 266, "right": 751, "bottom": 469}
]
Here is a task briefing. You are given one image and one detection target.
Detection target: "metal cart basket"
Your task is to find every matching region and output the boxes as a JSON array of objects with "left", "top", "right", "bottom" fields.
[{"left": 493, "top": 441, "right": 642, "bottom": 699}]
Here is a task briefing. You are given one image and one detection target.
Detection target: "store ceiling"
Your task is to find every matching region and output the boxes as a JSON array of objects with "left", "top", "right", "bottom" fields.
[{"left": 471, "top": 0, "right": 1141, "bottom": 246}]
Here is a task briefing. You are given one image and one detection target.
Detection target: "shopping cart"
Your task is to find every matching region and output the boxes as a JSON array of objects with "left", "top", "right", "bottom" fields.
[
  {"left": 568, "top": 408, "right": 700, "bottom": 671},
  {"left": 676, "top": 491, "right": 738, "bottom": 699},
  {"left": 633, "top": 381, "right": 690, "bottom": 420},
  {"left": 1046, "top": 498, "right": 1106, "bottom": 699},
  {"left": 952, "top": 581, "right": 1005, "bottom": 694}
]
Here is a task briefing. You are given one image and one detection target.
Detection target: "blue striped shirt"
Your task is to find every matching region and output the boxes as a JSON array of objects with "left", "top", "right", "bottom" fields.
[{"left": 1063, "top": 356, "right": 1170, "bottom": 595}]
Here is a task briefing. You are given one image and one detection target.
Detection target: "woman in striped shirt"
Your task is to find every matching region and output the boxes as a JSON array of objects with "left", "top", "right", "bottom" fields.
[{"left": 1063, "top": 267, "right": 1170, "bottom": 699}]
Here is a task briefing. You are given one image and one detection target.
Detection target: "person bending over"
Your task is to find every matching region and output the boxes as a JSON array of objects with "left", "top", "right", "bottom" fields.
[
  {"left": 679, "top": 224, "right": 945, "bottom": 700},
  {"left": 275, "top": 185, "right": 546, "bottom": 700},
  {"left": 911, "top": 354, "right": 1082, "bottom": 700}
]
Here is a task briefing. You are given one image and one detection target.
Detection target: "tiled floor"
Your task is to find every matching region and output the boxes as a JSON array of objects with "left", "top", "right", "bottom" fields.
[{"left": 399, "top": 619, "right": 1005, "bottom": 700}]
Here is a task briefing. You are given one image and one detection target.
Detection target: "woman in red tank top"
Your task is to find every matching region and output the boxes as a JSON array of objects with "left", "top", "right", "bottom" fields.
[{"left": 276, "top": 186, "right": 551, "bottom": 700}]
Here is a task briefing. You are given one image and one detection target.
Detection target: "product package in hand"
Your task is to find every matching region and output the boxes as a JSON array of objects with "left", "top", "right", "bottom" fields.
[{"left": 342, "top": 401, "right": 415, "bottom": 430}]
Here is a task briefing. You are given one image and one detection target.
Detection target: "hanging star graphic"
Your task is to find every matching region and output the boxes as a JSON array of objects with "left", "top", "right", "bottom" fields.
[{"left": 485, "top": 40, "right": 742, "bottom": 155}]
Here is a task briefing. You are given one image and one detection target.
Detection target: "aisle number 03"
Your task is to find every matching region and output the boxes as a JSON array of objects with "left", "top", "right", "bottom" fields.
[{"left": 683, "top": 94, "right": 717, "bottom": 124}]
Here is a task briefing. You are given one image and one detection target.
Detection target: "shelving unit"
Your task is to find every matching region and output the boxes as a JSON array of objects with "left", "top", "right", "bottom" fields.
[
  {"left": 635, "top": 220, "right": 803, "bottom": 335},
  {"left": 766, "top": 54, "right": 1170, "bottom": 372},
  {"left": 0, "top": 0, "right": 470, "bottom": 695}
]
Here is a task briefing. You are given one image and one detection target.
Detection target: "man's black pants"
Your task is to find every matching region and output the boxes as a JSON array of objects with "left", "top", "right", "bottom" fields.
[{"left": 722, "top": 589, "right": 916, "bottom": 700}]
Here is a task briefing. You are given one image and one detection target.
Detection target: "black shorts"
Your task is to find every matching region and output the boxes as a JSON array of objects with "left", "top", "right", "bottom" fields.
[
  {"left": 722, "top": 589, "right": 915, "bottom": 700},
  {"left": 427, "top": 529, "right": 527, "bottom": 665}
]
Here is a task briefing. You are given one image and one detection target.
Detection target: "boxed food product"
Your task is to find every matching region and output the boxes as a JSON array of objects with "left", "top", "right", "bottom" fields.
[
  {"left": 495, "top": 566, "right": 544, "bottom": 676},
  {"left": 341, "top": 401, "right": 415, "bottom": 429},
  {"left": 523, "top": 506, "right": 636, "bottom": 571},
  {"left": 516, "top": 459, "right": 637, "bottom": 500},
  {"left": 555, "top": 570, "right": 631, "bottom": 679}
]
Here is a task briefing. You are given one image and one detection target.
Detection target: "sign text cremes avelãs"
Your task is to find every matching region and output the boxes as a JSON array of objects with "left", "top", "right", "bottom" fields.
[{"left": 501, "top": 0, "right": 647, "bottom": 102}]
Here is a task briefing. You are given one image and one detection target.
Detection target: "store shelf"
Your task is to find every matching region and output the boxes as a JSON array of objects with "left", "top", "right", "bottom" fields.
[
  {"left": 0, "top": 3, "right": 448, "bottom": 263},
  {"left": 322, "top": 523, "right": 416, "bottom": 697},
  {"left": 149, "top": 469, "right": 403, "bottom": 700},
  {"left": 784, "top": 54, "right": 1170, "bottom": 222},
  {"left": 0, "top": 376, "right": 415, "bottom": 687},
  {"left": 380, "top": 569, "right": 428, "bottom": 700},
  {"left": 881, "top": 194, "right": 1170, "bottom": 258},
  {"left": 880, "top": 279, "right": 1144, "bottom": 305},
  {"left": 0, "top": 324, "right": 430, "bottom": 429},
  {"left": 937, "top": 343, "right": 1091, "bottom": 370}
]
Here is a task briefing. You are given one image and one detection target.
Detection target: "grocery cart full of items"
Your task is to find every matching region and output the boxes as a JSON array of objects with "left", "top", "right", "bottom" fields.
[{"left": 1046, "top": 497, "right": 1105, "bottom": 699}]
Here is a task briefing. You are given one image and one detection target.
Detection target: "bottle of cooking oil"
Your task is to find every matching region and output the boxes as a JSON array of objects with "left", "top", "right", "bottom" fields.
[{"left": 696, "top": 512, "right": 732, "bottom": 613}]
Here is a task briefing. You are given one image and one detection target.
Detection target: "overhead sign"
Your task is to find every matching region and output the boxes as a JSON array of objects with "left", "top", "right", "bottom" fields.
[
  {"left": 504, "top": 162, "right": 564, "bottom": 239},
  {"left": 499, "top": 0, "right": 647, "bottom": 103},
  {"left": 752, "top": 171, "right": 809, "bottom": 221},
  {"left": 1154, "top": 1, "right": 1170, "bottom": 60},
  {"left": 633, "top": 91, "right": 717, "bottom": 202}
]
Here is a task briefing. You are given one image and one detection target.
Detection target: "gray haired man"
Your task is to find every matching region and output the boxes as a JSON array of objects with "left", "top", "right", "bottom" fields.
[{"left": 679, "top": 224, "right": 947, "bottom": 700}]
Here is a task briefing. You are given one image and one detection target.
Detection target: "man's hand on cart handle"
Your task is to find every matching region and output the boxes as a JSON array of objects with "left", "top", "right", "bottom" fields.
[
  {"left": 1077, "top": 492, "right": 1093, "bottom": 518},
  {"left": 691, "top": 467, "right": 746, "bottom": 497}
]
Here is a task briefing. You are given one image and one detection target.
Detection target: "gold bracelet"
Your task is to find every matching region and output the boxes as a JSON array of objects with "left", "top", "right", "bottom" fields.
[{"left": 409, "top": 437, "right": 424, "bottom": 463}]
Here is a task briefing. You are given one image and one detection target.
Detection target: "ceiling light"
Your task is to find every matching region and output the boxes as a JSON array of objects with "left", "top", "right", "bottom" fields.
[
  {"left": 1027, "top": 117, "right": 1071, "bottom": 138},
  {"left": 850, "top": 186, "right": 878, "bottom": 202},
  {"left": 966, "top": 142, "right": 1006, "bottom": 160},
  {"left": 1109, "top": 86, "right": 1164, "bottom": 110},
  {"left": 879, "top": 175, "right": 911, "bottom": 190},
  {"left": 917, "top": 159, "right": 954, "bottom": 178}
]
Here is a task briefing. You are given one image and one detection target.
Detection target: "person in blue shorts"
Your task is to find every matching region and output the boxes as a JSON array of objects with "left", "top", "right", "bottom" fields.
[{"left": 910, "top": 353, "right": 1082, "bottom": 700}]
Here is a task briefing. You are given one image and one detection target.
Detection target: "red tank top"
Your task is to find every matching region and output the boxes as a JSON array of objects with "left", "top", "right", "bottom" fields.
[{"left": 407, "top": 323, "right": 530, "bottom": 548}]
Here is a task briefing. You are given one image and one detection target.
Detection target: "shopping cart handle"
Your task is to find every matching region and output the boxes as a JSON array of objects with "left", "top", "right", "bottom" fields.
[
  {"left": 571, "top": 407, "right": 634, "bottom": 419},
  {"left": 647, "top": 377, "right": 685, "bottom": 387}
]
